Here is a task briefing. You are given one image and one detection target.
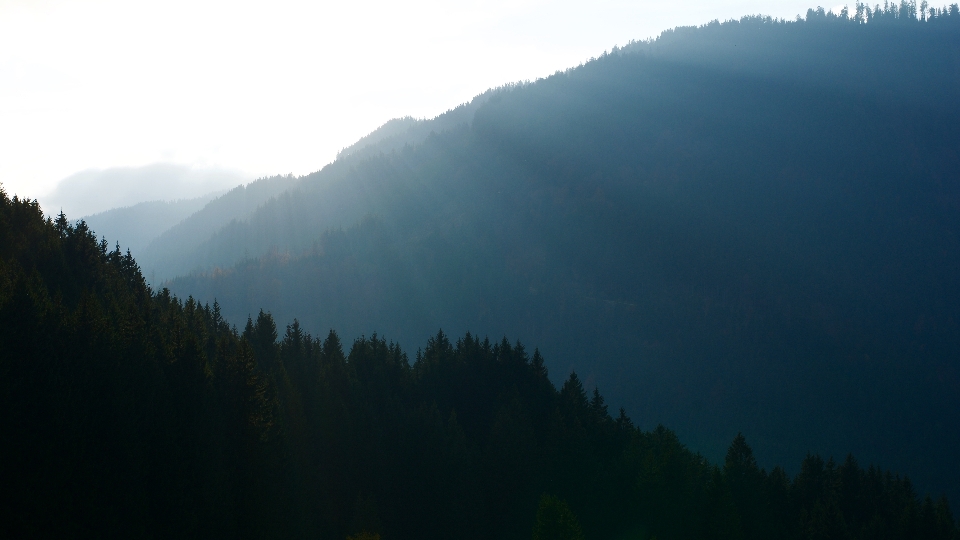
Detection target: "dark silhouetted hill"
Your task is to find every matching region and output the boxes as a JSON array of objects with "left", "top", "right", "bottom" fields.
[{"left": 2, "top": 183, "right": 957, "bottom": 538}]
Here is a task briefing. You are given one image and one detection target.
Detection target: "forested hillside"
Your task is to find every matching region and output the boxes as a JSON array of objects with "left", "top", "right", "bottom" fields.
[
  {"left": 81, "top": 193, "right": 221, "bottom": 256},
  {"left": 167, "top": 5, "right": 960, "bottom": 502},
  {"left": 135, "top": 174, "right": 300, "bottom": 280},
  {"left": 2, "top": 185, "right": 958, "bottom": 538},
  {"left": 335, "top": 92, "right": 490, "bottom": 162}
]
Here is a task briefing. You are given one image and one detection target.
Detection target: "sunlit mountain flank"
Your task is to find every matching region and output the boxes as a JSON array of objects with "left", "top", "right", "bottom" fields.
[{"left": 3, "top": 5, "right": 960, "bottom": 539}]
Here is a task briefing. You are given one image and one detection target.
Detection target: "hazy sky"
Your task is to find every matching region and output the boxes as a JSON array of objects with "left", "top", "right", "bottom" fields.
[{"left": 1, "top": 0, "right": 822, "bottom": 200}]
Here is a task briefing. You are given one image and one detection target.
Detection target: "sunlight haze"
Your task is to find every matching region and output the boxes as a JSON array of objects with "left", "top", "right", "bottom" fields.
[{"left": 2, "top": 0, "right": 817, "bottom": 205}]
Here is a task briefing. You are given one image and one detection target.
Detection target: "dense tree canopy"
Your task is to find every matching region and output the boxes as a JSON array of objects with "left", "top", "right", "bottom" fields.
[{"left": 2, "top": 185, "right": 959, "bottom": 538}]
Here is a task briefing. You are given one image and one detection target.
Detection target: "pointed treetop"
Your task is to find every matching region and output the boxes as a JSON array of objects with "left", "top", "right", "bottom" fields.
[
  {"left": 255, "top": 309, "right": 278, "bottom": 345},
  {"left": 243, "top": 315, "right": 255, "bottom": 340},
  {"left": 725, "top": 432, "right": 758, "bottom": 474},
  {"left": 561, "top": 371, "right": 588, "bottom": 410},
  {"left": 323, "top": 329, "right": 345, "bottom": 363},
  {"left": 532, "top": 348, "right": 548, "bottom": 378},
  {"left": 590, "top": 387, "right": 608, "bottom": 418}
]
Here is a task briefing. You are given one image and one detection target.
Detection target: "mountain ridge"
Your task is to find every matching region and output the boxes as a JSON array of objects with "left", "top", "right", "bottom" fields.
[{"left": 164, "top": 11, "right": 960, "bottom": 503}]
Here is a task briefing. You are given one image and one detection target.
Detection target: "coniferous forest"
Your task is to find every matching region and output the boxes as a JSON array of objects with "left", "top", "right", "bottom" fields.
[
  {"left": 160, "top": 3, "right": 960, "bottom": 507},
  {"left": 4, "top": 3, "right": 960, "bottom": 538},
  {"left": 2, "top": 184, "right": 958, "bottom": 538}
]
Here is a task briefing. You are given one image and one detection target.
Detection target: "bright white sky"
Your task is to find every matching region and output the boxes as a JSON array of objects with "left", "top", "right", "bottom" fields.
[{"left": 1, "top": 0, "right": 821, "bottom": 201}]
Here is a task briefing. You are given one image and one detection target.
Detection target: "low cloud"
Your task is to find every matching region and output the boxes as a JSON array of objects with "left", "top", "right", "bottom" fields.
[{"left": 40, "top": 163, "right": 248, "bottom": 219}]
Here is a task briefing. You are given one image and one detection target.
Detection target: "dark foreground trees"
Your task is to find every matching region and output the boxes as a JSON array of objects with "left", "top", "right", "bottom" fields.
[{"left": 2, "top": 188, "right": 958, "bottom": 538}]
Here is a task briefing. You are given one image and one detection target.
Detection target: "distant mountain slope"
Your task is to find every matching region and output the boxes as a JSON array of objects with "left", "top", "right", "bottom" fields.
[
  {"left": 81, "top": 193, "right": 223, "bottom": 256},
  {"left": 135, "top": 96, "right": 492, "bottom": 283},
  {"left": 169, "top": 10, "right": 960, "bottom": 503},
  {"left": 336, "top": 92, "right": 491, "bottom": 161},
  {"left": 41, "top": 163, "right": 246, "bottom": 218},
  {"left": 136, "top": 174, "right": 300, "bottom": 281},
  {"left": 628, "top": 6, "right": 960, "bottom": 112}
]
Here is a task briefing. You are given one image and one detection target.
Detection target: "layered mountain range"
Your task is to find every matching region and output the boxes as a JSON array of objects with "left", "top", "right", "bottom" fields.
[{"left": 63, "top": 7, "right": 960, "bottom": 504}]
